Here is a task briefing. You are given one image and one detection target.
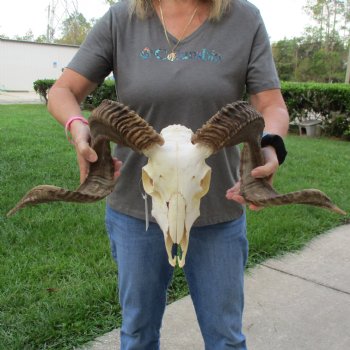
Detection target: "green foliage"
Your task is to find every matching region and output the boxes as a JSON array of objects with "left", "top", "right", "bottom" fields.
[
  {"left": 273, "top": 37, "right": 348, "bottom": 83},
  {"left": 272, "top": 0, "right": 349, "bottom": 83},
  {"left": 32, "top": 79, "right": 116, "bottom": 109},
  {"left": 281, "top": 81, "right": 350, "bottom": 138},
  {"left": 33, "top": 79, "right": 56, "bottom": 104},
  {"left": 304, "top": 0, "right": 350, "bottom": 44},
  {"left": 85, "top": 79, "right": 117, "bottom": 109},
  {"left": 35, "top": 35, "right": 49, "bottom": 43},
  {"left": 295, "top": 47, "right": 346, "bottom": 82},
  {"left": 281, "top": 81, "right": 350, "bottom": 115},
  {"left": 56, "top": 12, "right": 92, "bottom": 46},
  {"left": 14, "top": 30, "right": 35, "bottom": 42},
  {"left": 324, "top": 113, "right": 350, "bottom": 138},
  {"left": 272, "top": 38, "right": 299, "bottom": 81},
  {"left": 0, "top": 105, "right": 120, "bottom": 349},
  {"left": 32, "top": 78, "right": 350, "bottom": 138},
  {"left": 1, "top": 105, "right": 349, "bottom": 349}
]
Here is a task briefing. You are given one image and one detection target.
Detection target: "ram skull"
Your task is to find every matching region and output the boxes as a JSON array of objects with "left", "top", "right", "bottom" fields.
[
  {"left": 7, "top": 100, "right": 346, "bottom": 268},
  {"left": 142, "top": 125, "right": 212, "bottom": 267}
]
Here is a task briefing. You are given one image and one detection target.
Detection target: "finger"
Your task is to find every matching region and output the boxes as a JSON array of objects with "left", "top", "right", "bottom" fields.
[
  {"left": 75, "top": 140, "right": 98, "bottom": 163},
  {"left": 113, "top": 158, "right": 123, "bottom": 170},
  {"left": 226, "top": 192, "right": 246, "bottom": 204},
  {"left": 226, "top": 182, "right": 241, "bottom": 195},
  {"left": 248, "top": 204, "right": 264, "bottom": 211},
  {"left": 112, "top": 158, "right": 123, "bottom": 179},
  {"left": 251, "top": 162, "right": 277, "bottom": 178},
  {"left": 226, "top": 191, "right": 265, "bottom": 210},
  {"left": 252, "top": 146, "right": 279, "bottom": 178},
  {"left": 226, "top": 182, "right": 245, "bottom": 203},
  {"left": 77, "top": 155, "right": 89, "bottom": 183}
]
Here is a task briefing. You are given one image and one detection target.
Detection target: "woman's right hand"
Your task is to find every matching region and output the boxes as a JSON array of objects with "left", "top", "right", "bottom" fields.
[
  {"left": 70, "top": 120, "right": 123, "bottom": 184},
  {"left": 47, "top": 69, "right": 123, "bottom": 183},
  {"left": 70, "top": 120, "right": 98, "bottom": 183}
]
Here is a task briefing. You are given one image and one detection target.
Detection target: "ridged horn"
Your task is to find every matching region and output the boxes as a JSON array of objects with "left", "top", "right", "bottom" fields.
[
  {"left": 239, "top": 142, "right": 346, "bottom": 215},
  {"left": 89, "top": 100, "right": 164, "bottom": 152},
  {"left": 7, "top": 100, "right": 164, "bottom": 217},
  {"left": 191, "top": 101, "right": 264, "bottom": 152},
  {"left": 193, "top": 101, "right": 345, "bottom": 215}
]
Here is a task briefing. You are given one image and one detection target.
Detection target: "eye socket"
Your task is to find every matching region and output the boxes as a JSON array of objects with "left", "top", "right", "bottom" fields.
[
  {"left": 141, "top": 168, "right": 162, "bottom": 202},
  {"left": 197, "top": 169, "right": 212, "bottom": 198},
  {"left": 142, "top": 168, "right": 154, "bottom": 194}
]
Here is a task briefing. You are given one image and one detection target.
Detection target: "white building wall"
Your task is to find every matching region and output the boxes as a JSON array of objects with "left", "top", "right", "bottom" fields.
[{"left": 0, "top": 38, "right": 79, "bottom": 91}]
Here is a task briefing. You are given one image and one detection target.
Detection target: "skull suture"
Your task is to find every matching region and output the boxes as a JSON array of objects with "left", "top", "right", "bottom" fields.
[{"left": 142, "top": 125, "right": 212, "bottom": 267}]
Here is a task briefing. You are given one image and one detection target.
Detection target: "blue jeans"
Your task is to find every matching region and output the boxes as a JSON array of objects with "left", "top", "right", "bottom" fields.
[{"left": 106, "top": 206, "right": 248, "bottom": 350}]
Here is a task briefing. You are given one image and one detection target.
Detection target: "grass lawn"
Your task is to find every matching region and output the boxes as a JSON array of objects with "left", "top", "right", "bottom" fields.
[{"left": 1, "top": 104, "right": 349, "bottom": 349}]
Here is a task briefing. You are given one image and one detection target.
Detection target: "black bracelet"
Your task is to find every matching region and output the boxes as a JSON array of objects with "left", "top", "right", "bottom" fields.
[{"left": 261, "top": 133, "right": 287, "bottom": 165}]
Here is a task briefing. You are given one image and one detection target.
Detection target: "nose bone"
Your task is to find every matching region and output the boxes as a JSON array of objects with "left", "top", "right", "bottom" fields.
[{"left": 168, "top": 192, "right": 186, "bottom": 244}]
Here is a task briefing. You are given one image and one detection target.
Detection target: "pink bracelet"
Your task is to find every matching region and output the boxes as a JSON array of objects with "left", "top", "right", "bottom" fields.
[{"left": 64, "top": 116, "right": 89, "bottom": 144}]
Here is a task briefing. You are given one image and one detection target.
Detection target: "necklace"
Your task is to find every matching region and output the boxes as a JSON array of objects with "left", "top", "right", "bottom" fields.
[{"left": 158, "top": 0, "right": 198, "bottom": 61}]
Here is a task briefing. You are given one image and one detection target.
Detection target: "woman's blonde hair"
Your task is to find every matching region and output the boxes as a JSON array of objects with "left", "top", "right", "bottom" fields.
[{"left": 129, "top": 0, "right": 231, "bottom": 21}]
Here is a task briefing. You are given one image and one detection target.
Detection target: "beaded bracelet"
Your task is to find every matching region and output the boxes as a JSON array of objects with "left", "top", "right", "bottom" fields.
[{"left": 64, "top": 116, "right": 89, "bottom": 144}]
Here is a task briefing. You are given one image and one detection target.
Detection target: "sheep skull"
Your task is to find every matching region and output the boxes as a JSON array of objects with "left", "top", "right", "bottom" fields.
[
  {"left": 7, "top": 100, "right": 346, "bottom": 268},
  {"left": 142, "top": 125, "right": 212, "bottom": 267}
]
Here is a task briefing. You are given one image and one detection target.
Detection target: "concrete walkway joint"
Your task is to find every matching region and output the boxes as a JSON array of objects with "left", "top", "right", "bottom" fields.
[{"left": 78, "top": 224, "right": 350, "bottom": 350}]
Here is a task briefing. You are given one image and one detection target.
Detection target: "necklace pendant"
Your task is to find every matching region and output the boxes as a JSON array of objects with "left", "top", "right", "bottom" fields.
[{"left": 167, "top": 52, "right": 176, "bottom": 61}]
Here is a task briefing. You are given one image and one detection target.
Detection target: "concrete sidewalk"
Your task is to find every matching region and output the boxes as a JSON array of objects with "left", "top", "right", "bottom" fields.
[
  {"left": 78, "top": 224, "right": 350, "bottom": 350},
  {"left": 0, "top": 91, "right": 43, "bottom": 104}
]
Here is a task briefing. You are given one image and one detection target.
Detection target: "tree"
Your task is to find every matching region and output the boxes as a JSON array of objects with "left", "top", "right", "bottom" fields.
[
  {"left": 272, "top": 1, "right": 349, "bottom": 82},
  {"left": 272, "top": 38, "right": 300, "bottom": 81},
  {"left": 346, "top": 44, "right": 350, "bottom": 82},
  {"left": 105, "top": 0, "right": 117, "bottom": 5},
  {"left": 273, "top": 36, "right": 347, "bottom": 83},
  {"left": 35, "top": 35, "right": 49, "bottom": 43},
  {"left": 56, "top": 11, "right": 91, "bottom": 45},
  {"left": 14, "top": 30, "right": 35, "bottom": 42},
  {"left": 294, "top": 47, "right": 345, "bottom": 82},
  {"left": 304, "top": 0, "right": 350, "bottom": 49}
]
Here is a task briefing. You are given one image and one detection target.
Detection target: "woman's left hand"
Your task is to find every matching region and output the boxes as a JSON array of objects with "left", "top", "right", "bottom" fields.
[{"left": 226, "top": 146, "right": 279, "bottom": 210}]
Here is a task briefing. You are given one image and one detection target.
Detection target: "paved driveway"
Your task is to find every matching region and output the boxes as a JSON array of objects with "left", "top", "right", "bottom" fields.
[{"left": 0, "top": 91, "right": 43, "bottom": 104}]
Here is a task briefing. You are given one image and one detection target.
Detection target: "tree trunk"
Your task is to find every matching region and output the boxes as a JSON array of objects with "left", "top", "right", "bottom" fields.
[{"left": 345, "top": 44, "right": 350, "bottom": 83}]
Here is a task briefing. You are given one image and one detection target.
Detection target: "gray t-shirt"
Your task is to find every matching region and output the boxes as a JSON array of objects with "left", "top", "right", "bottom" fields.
[{"left": 67, "top": 0, "right": 280, "bottom": 226}]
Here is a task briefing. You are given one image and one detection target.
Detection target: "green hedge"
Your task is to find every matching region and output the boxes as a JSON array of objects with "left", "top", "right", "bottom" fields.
[
  {"left": 33, "top": 79, "right": 350, "bottom": 139},
  {"left": 32, "top": 79, "right": 116, "bottom": 109},
  {"left": 281, "top": 82, "right": 350, "bottom": 138},
  {"left": 83, "top": 79, "right": 116, "bottom": 109},
  {"left": 33, "top": 79, "right": 56, "bottom": 104}
]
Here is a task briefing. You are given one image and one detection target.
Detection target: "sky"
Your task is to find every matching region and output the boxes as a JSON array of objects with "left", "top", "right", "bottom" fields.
[{"left": 0, "top": 0, "right": 311, "bottom": 42}]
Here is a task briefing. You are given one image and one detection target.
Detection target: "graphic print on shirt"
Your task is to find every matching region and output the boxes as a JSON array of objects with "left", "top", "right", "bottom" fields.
[{"left": 139, "top": 47, "right": 223, "bottom": 63}]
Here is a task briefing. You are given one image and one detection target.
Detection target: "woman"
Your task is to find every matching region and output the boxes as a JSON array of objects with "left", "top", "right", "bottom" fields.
[{"left": 48, "top": 0, "right": 289, "bottom": 348}]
